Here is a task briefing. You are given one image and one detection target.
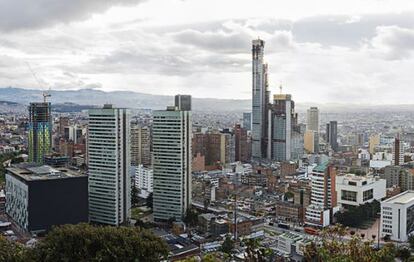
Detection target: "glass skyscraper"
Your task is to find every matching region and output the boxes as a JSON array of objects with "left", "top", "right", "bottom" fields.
[{"left": 28, "top": 102, "right": 52, "bottom": 164}]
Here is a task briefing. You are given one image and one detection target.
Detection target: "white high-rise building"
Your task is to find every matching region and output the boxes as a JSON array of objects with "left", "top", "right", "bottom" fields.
[
  {"left": 153, "top": 104, "right": 192, "bottom": 222},
  {"left": 305, "top": 162, "right": 337, "bottom": 227},
  {"left": 135, "top": 164, "right": 153, "bottom": 199},
  {"left": 87, "top": 104, "right": 131, "bottom": 226},
  {"left": 306, "top": 107, "right": 319, "bottom": 132}
]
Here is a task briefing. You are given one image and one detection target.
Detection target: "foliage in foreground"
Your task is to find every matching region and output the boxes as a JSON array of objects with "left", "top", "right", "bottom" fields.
[
  {"left": 335, "top": 200, "right": 380, "bottom": 228},
  {"left": 0, "top": 223, "right": 168, "bottom": 262},
  {"left": 304, "top": 224, "right": 397, "bottom": 262}
]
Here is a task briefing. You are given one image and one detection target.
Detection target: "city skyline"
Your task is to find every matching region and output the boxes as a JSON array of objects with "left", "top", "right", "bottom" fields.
[{"left": 0, "top": 0, "right": 414, "bottom": 104}]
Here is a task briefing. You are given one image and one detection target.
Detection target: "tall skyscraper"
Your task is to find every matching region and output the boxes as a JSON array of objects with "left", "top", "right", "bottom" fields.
[
  {"left": 130, "top": 125, "right": 151, "bottom": 167},
  {"left": 251, "top": 39, "right": 269, "bottom": 160},
  {"left": 28, "top": 102, "right": 52, "bottom": 164},
  {"left": 326, "top": 121, "right": 338, "bottom": 152},
  {"left": 87, "top": 104, "right": 131, "bottom": 226},
  {"left": 392, "top": 136, "right": 404, "bottom": 166},
  {"left": 243, "top": 112, "right": 252, "bottom": 131},
  {"left": 175, "top": 94, "right": 192, "bottom": 111},
  {"left": 153, "top": 102, "right": 192, "bottom": 222},
  {"left": 268, "top": 93, "right": 298, "bottom": 161},
  {"left": 306, "top": 107, "right": 319, "bottom": 132}
]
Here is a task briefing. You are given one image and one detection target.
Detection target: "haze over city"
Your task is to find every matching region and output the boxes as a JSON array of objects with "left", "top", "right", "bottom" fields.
[{"left": 1, "top": 0, "right": 414, "bottom": 104}]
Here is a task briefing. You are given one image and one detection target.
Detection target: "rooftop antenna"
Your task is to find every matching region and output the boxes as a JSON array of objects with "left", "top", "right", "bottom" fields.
[
  {"left": 279, "top": 84, "right": 283, "bottom": 94},
  {"left": 25, "top": 62, "right": 51, "bottom": 103}
]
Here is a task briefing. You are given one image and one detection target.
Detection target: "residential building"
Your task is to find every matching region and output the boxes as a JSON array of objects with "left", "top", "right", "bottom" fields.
[
  {"left": 130, "top": 125, "right": 151, "bottom": 167},
  {"left": 382, "top": 166, "right": 414, "bottom": 192},
  {"left": 5, "top": 165, "right": 88, "bottom": 233},
  {"left": 234, "top": 124, "right": 249, "bottom": 163},
  {"left": 28, "top": 102, "right": 52, "bottom": 164},
  {"left": 381, "top": 190, "right": 414, "bottom": 241},
  {"left": 87, "top": 105, "right": 131, "bottom": 226},
  {"left": 305, "top": 162, "right": 337, "bottom": 227},
  {"left": 336, "top": 174, "right": 386, "bottom": 209},
  {"left": 369, "top": 134, "right": 381, "bottom": 155},
  {"left": 135, "top": 165, "right": 153, "bottom": 199},
  {"left": 275, "top": 201, "right": 304, "bottom": 223},
  {"left": 153, "top": 104, "right": 192, "bottom": 222},
  {"left": 392, "top": 136, "right": 404, "bottom": 166}
]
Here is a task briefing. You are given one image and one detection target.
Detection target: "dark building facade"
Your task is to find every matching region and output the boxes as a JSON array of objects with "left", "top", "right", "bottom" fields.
[
  {"left": 5, "top": 165, "right": 88, "bottom": 233},
  {"left": 175, "top": 94, "right": 192, "bottom": 111},
  {"left": 326, "top": 121, "right": 338, "bottom": 152}
]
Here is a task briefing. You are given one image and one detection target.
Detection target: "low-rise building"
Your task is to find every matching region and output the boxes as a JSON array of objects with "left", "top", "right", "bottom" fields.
[
  {"left": 381, "top": 190, "right": 414, "bottom": 241},
  {"left": 5, "top": 165, "right": 88, "bottom": 233},
  {"left": 135, "top": 165, "right": 153, "bottom": 198},
  {"left": 275, "top": 201, "right": 304, "bottom": 223},
  {"left": 336, "top": 174, "right": 386, "bottom": 209}
]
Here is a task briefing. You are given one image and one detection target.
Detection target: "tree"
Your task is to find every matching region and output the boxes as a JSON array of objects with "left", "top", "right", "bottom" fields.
[
  {"left": 243, "top": 238, "right": 273, "bottom": 261},
  {"left": 409, "top": 234, "right": 414, "bottom": 249},
  {"left": 220, "top": 235, "right": 235, "bottom": 255},
  {"left": 396, "top": 247, "right": 411, "bottom": 262},
  {"left": 146, "top": 192, "right": 153, "bottom": 208},
  {"left": 131, "top": 185, "right": 139, "bottom": 207},
  {"left": 29, "top": 223, "right": 169, "bottom": 262},
  {"left": 304, "top": 224, "right": 396, "bottom": 262},
  {"left": 184, "top": 208, "right": 199, "bottom": 228},
  {"left": 0, "top": 235, "right": 27, "bottom": 262}
]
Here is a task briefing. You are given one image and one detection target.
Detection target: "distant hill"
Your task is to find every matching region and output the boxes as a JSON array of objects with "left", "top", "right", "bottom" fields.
[
  {"left": 0, "top": 87, "right": 251, "bottom": 112},
  {"left": 1, "top": 87, "right": 414, "bottom": 113}
]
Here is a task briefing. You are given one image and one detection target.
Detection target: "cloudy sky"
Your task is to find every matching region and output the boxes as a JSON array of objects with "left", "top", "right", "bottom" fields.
[{"left": 1, "top": 0, "right": 414, "bottom": 104}]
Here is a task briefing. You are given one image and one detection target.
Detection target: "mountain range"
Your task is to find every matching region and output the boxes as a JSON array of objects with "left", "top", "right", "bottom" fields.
[{"left": 1, "top": 87, "right": 414, "bottom": 113}]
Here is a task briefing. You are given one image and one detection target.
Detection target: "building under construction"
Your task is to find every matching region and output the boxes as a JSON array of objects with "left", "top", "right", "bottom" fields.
[{"left": 28, "top": 101, "right": 52, "bottom": 164}]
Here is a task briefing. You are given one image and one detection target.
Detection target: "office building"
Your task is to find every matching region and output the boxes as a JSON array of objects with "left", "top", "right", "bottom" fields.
[
  {"left": 304, "top": 130, "right": 319, "bottom": 154},
  {"left": 392, "top": 136, "right": 404, "bottom": 166},
  {"left": 153, "top": 103, "right": 192, "bottom": 222},
  {"left": 192, "top": 131, "right": 234, "bottom": 167},
  {"left": 87, "top": 105, "right": 131, "bottom": 226},
  {"left": 243, "top": 112, "right": 252, "bottom": 131},
  {"left": 326, "top": 121, "right": 338, "bottom": 152},
  {"left": 305, "top": 162, "right": 337, "bottom": 227},
  {"left": 306, "top": 107, "right": 319, "bottom": 132},
  {"left": 267, "top": 93, "right": 298, "bottom": 161},
  {"left": 28, "top": 102, "right": 52, "bottom": 164},
  {"left": 131, "top": 125, "right": 151, "bottom": 167},
  {"left": 5, "top": 165, "right": 88, "bottom": 233},
  {"left": 251, "top": 39, "right": 269, "bottom": 160},
  {"left": 381, "top": 190, "right": 414, "bottom": 241},
  {"left": 175, "top": 94, "right": 192, "bottom": 111},
  {"left": 336, "top": 174, "right": 386, "bottom": 209},
  {"left": 135, "top": 165, "right": 153, "bottom": 199}
]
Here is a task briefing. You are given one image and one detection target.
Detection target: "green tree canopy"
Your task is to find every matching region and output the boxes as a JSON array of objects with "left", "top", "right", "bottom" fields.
[
  {"left": 304, "top": 224, "right": 396, "bottom": 262},
  {"left": 29, "top": 223, "right": 169, "bottom": 262}
]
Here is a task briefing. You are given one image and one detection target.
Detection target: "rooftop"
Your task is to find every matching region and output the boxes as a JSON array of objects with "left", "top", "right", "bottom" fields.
[
  {"left": 7, "top": 164, "right": 85, "bottom": 181},
  {"left": 383, "top": 190, "right": 414, "bottom": 205},
  {"left": 313, "top": 161, "right": 329, "bottom": 173}
]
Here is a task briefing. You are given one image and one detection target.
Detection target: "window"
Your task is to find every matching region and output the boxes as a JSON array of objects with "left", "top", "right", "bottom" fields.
[
  {"left": 348, "top": 181, "right": 357, "bottom": 186},
  {"left": 363, "top": 189, "right": 373, "bottom": 201},
  {"left": 341, "top": 190, "right": 357, "bottom": 202}
]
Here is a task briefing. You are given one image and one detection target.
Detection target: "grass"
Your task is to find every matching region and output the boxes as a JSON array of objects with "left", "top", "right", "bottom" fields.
[{"left": 131, "top": 207, "right": 151, "bottom": 220}]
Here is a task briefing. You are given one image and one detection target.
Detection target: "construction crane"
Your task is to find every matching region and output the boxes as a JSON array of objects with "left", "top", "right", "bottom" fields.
[{"left": 25, "top": 62, "right": 51, "bottom": 103}]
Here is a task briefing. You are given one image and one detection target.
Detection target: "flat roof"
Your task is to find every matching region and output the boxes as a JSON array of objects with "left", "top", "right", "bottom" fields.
[
  {"left": 383, "top": 190, "right": 414, "bottom": 205},
  {"left": 313, "top": 161, "right": 329, "bottom": 173},
  {"left": 7, "top": 164, "right": 85, "bottom": 181}
]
